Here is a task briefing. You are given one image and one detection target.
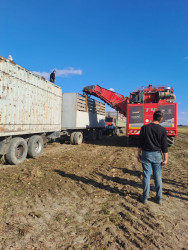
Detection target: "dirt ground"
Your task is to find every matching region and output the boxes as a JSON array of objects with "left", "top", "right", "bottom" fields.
[{"left": 0, "top": 133, "right": 188, "bottom": 250}]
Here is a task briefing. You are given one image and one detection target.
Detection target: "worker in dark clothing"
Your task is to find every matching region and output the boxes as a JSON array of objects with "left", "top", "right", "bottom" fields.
[
  {"left": 138, "top": 111, "right": 168, "bottom": 205},
  {"left": 50, "top": 70, "right": 56, "bottom": 83}
]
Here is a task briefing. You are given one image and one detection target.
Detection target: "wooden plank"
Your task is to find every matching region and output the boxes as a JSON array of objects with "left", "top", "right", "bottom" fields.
[
  {"left": 96, "top": 109, "right": 105, "bottom": 113},
  {"left": 77, "top": 101, "right": 87, "bottom": 107},
  {"left": 77, "top": 104, "right": 87, "bottom": 111},
  {"left": 77, "top": 107, "right": 87, "bottom": 112},
  {"left": 77, "top": 99, "right": 87, "bottom": 105},
  {"left": 77, "top": 95, "right": 86, "bottom": 101}
]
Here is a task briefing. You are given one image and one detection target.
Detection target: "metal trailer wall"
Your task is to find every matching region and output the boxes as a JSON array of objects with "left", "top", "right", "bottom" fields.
[
  {"left": 0, "top": 56, "right": 62, "bottom": 136},
  {"left": 61, "top": 93, "right": 105, "bottom": 129}
]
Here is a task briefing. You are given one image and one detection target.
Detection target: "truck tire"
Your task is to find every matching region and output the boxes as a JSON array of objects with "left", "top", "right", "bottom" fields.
[
  {"left": 74, "top": 132, "right": 83, "bottom": 145},
  {"left": 5, "top": 137, "right": 28, "bottom": 165},
  {"left": 28, "top": 135, "right": 44, "bottom": 158},
  {"left": 89, "top": 130, "right": 97, "bottom": 141},
  {"left": 97, "top": 130, "right": 103, "bottom": 140},
  {"left": 70, "top": 132, "right": 77, "bottom": 145},
  {"left": 167, "top": 136, "right": 174, "bottom": 147}
]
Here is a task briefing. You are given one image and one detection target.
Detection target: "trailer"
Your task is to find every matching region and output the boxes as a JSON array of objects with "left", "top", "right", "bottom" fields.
[
  {"left": 0, "top": 56, "right": 106, "bottom": 165},
  {"left": 0, "top": 56, "right": 62, "bottom": 164},
  {"left": 61, "top": 93, "right": 105, "bottom": 144},
  {"left": 105, "top": 111, "right": 126, "bottom": 135}
]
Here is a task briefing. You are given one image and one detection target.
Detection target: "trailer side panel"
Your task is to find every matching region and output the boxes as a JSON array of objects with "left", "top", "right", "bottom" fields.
[
  {"left": 0, "top": 57, "right": 62, "bottom": 136},
  {"left": 61, "top": 93, "right": 105, "bottom": 129}
]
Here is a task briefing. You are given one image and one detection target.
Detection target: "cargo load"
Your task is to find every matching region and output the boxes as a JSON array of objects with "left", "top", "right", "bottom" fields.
[
  {"left": 0, "top": 56, "right": 62, "bottom": 136},
  {"left": 60, "top": 93, "right": 105, "bottom": 144}
]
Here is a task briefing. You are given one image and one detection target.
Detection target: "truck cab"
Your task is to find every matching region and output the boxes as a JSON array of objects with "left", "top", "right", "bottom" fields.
[
  {"left": 105, "top": 117, "right": 115, "bottom": 128},
  {"left": 105, "top": 116, "right": 116, "bottom": 135}
]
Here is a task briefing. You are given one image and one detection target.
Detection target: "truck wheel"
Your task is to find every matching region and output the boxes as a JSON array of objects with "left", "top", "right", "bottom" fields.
[
  {"left": 5, "top": 137, "right": 28, "bottom": 165},
  {"left": 167, "top": 136, "right": 174, "bottom": 147},
  {"left": 89, "top": 130, "right": 97, "bottom": 141},
  {"left": 97, "top": 130, "right": 103, "bottom": 140},
  {"left": 70, "top": 132, "right": 76, "bottom": 145},
  {"left": 74, "top": 132, "right": 83, "bottom": 145},
  {"left": 28, "top": 135, "right": 44, "bottom": 158}
]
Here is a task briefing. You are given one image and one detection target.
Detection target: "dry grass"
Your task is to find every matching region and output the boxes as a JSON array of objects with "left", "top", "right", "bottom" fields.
[{"left": 178, "top": 126, "right": 188, "bottom": 134}]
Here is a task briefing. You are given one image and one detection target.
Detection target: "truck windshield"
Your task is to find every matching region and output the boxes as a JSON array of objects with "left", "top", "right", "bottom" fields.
[{"left": 105, "top": 118, "right": 113, "bottom": 122}]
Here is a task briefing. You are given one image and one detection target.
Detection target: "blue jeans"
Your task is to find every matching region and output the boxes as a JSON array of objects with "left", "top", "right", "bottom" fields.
[{"left": 141, "top": 151, "right": 163, "bottom": 199}]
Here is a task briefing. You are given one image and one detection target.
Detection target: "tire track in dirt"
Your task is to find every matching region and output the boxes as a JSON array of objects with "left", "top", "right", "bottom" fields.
[
  {"left": 84, "top": 147, "right": 164, "bottom": 249},
  {"left": 0, "top": 135, "right": 188, "bottom": 249}
]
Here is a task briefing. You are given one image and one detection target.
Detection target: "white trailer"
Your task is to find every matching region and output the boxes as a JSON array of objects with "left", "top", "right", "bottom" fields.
[
  {"left": 0, "top": 56, "right": 62, "bottom": 164},
  {"left": 0, "top": 56, "right": 106, "bottom": 165},
  {"left": 61, "top": 93, "right": 105, "bottom": 144}
]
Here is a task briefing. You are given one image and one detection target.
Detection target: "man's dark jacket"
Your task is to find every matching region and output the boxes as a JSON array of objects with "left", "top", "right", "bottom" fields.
[{"left": 50, "top": 72, "right": 55, "bottom": 83}]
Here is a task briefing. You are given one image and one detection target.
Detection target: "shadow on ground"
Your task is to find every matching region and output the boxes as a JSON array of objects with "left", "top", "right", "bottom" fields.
[{"left": 85, "top": 135, "right": 139, "bottom": 147}]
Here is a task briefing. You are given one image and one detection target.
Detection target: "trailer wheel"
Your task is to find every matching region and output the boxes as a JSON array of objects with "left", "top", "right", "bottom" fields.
[
  {"left": 70, "top": 132, "right": 77, "bottom": 145},
  {"left": 5, "top": 137, "right": 28, "bottom": 165},
  {"left": 74, "top": 132, "right": 83, "bottom": 145},
  {"left": 167, "top": 136, "right": 174, "bottom": 147},
  {"left": 97, "top": 130, "right": 103, "bottom": 140},
  {"left": 89, "top": 130, "right": 97, "bottom": 141},
  {"left": 28, "top": 135, "right": 44, "bottom": 158}
]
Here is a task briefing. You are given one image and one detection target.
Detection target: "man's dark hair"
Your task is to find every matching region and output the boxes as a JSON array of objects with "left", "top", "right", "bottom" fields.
[{"left": 153, "top": 111, "right": 164, "bottom": 121}]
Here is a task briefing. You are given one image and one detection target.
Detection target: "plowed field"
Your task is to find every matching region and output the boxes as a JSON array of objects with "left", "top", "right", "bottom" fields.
[{"left": 0, "top": 133, "right": 188, "bottom": 249}]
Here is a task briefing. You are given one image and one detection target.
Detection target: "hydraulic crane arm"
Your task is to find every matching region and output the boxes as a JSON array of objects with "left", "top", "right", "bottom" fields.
[{"left": 83, "top": 85, "right": 128, "bottom": 116}]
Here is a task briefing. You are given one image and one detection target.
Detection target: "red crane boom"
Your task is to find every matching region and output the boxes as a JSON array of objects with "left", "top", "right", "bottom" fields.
[{"left": 83, "top": 85, "right": 128, "bottom": 116}]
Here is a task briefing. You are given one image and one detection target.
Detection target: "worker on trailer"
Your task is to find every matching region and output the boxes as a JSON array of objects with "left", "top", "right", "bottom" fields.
[
  {"left": 50, "top": 70, "right": 56, "bottom": 83},
  {"left": 137, "top": 111, "right": 168, "bottom": 205}
]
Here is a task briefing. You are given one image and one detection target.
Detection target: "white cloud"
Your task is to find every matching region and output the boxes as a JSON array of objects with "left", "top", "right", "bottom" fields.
[
  {"left": 178, "top": 111, "right": 188, "bottom": 125},
  {"left": 33, "top": 67, "right": 82, "bottom": 79},
  {"left": 184, "top": 57, "right": 188, "bottom": 59},
  {"left": 178, "top": 118, "right": 188, "bottom": 125},
  {"left": 109, "top": 88, "right": 115, "bottom": 92},
  {"left": 33, "top": 71, "right": 50, "bottom": 79},
  {"left": 56, "top": 68, "right": 82, "bottom": 77}
]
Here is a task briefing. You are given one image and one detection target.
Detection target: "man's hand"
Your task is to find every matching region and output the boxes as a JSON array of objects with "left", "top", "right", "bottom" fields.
[
  {"left": 162, "top": 160, "right": 167, "bottom": 166},
  {"left": 137, "top": 155, "right": 142, "bottom": 162},
  {"left": 137, "top": 148, "right": 142, "bottom": 163},
  {"left": 162, "top": 153, "right": 168, "bottom": 166}
]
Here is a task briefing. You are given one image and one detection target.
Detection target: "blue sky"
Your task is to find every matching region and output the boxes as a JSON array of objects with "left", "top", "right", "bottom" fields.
[{"left": 1, "top": 0, "right": 188, "bottom": 124}]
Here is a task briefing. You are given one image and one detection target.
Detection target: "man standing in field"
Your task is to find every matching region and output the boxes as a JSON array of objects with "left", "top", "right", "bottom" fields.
[{"left": 137, "top": 111, "right": 168, "bottom": 205}]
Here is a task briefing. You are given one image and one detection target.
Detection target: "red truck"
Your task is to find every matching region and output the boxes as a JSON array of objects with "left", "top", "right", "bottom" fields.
[
  {"left": 83, "top": 84, "right": 177, "bottom": 146},
  {"left": 105, "top": 111, "right": 126, "bottom": 136}
]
